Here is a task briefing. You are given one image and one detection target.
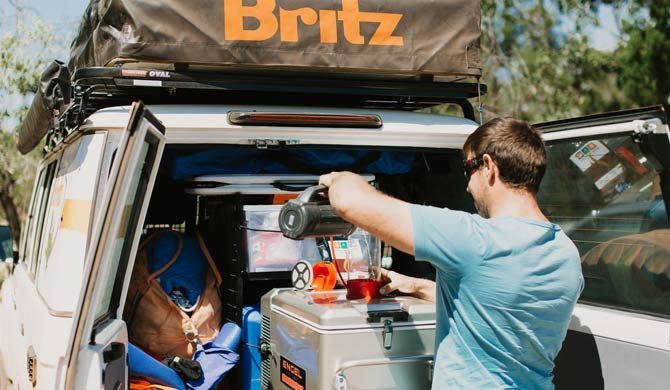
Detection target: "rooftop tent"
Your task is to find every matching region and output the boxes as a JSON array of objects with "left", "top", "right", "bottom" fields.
[
  {"left": 68, "top": 0, "right": 481, "bottom": 77},
  {"left": 16, "top": 60, "right": 71, "bottom": 155}
]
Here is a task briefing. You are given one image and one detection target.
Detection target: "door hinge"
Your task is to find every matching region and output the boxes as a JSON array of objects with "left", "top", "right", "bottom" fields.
[{"left": 633, "top": 120, "right": 656, "bottom": 135}]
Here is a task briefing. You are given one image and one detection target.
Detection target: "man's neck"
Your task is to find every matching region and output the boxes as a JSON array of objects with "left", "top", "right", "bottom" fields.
[{"left": 487, "top": 187, "right": 548, "bottom": 222}]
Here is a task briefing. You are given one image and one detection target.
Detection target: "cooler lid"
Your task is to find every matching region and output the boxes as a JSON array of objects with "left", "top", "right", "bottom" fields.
[{"left": 269, "top": 288, "right": 436, "bottom": 329}]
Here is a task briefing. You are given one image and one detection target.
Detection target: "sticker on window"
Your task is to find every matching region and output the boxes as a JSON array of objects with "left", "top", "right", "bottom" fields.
[
  {"left": 280, "top": 357, "right": 306, "bottom": 390},
  {"left": 332, "top": 238, "right": 363, "bottom": 260},
  {"left": 569, "top": 140, "right": 609, "bottom": 172},
  {"left": 595, "top": 163, "right": 625, "bottom": 190}
]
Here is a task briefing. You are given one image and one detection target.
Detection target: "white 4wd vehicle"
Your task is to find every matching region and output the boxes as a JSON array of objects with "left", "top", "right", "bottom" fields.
[{"left": 1, "top": 66, "right": 669, "bottom": 389}]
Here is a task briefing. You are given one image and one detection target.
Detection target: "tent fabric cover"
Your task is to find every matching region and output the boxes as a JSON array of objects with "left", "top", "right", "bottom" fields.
[
  {"left": 16, "top": 60, "right": 71, "bottom": 155},
  {"left": 69, "top": 0, "right": 481, "bottom": 77}
]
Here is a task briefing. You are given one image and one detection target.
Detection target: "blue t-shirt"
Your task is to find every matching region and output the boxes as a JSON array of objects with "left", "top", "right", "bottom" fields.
[{"left": 411, "top": 205, "right": 584, "bottom": 389}]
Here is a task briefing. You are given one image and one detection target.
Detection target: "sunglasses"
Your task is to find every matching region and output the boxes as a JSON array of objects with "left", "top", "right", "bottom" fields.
[{"left": 462, "top": 156, "right": 484, "bottom": 180}]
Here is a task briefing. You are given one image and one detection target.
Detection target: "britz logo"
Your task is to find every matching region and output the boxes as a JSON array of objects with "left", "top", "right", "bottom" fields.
[
  {"left": 148, "top": 71, "right": 171, "bottom": 78},
  {"left": 224, "top": 0, "right": 404, "bottom": 46}
]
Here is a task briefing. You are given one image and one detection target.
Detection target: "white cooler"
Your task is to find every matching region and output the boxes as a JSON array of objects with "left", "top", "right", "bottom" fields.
[{"left": 260, "top": 288, "right": 436, "bottom": 390}]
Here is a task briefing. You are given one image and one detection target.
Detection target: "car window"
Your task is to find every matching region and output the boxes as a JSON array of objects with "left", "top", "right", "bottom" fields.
[
  {"left": 35, "top": 134, "right": 106, "bottom": 313},
  {"left": 538, "top": 134, "right": 670, "bottom": 317},
  {"left": 0, "top": 226, "right": 12, "bottom": 262},
  {"left": 94, "top": 130, "right": 163, "bottom": 324},
  {"left": 24, "top": 160, "right": 58, "bottom": 277}
]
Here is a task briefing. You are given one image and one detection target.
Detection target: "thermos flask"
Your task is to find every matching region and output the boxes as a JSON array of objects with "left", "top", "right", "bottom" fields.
[{"left": 278, "top": 185, "right": 357, "bottom": 239}]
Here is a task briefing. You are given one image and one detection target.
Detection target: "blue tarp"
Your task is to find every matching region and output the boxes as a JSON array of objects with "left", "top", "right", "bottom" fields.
[{"left": 169, "top": 149, "right": 415, "bottom": 180}]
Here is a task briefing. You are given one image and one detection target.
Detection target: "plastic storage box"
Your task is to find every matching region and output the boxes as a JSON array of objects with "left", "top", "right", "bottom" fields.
[{"left": 243, "top": 205, "right": 322, "bottom": 273}]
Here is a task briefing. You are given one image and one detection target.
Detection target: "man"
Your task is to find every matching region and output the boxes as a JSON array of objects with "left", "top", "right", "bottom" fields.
[{"left": 319, "top": 117, "right": 584, "bottom": 389}]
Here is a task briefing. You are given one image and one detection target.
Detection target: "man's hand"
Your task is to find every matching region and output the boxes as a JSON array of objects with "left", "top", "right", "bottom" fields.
[
  {"left": 378, "top": 268, "right": 436, "bottom": 302},
  {"left": 319, "top": 172, "right": 375, "bottom": 215},
  {"left": 318, "top": 171, "right": 415, "bottom": 256}
]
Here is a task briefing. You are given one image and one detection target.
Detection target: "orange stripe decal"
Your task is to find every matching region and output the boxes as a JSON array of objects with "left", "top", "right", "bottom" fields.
[{"left": 60, "top": 199, "right": 92, "bottom": 234}]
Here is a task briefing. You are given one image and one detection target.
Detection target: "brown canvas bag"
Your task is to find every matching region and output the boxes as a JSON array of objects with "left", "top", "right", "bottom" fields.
[{"left": 124, "top": 230, "right": 223, "bottom": 359}]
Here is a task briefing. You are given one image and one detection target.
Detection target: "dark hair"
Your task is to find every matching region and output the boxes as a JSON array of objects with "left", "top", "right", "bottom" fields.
[{"left": 463, "top": 117, "right": 547, "bottom": 193}]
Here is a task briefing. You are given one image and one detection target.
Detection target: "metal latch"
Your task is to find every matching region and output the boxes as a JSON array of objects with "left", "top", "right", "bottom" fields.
[
  {"left": 382, "top": 318, "right": 393, "bottom": 350},
  {"left": 250, "top": 139, "right": 274, "bottom": 149},
  {"left": 335, "top": 373, "right": 348, "bottom": 390},
  {"left": 249, "top": 139, "right": 299, "bottom": 149},
  {"left": 27, "top": 350, "right": 37, "bottom": 386}
]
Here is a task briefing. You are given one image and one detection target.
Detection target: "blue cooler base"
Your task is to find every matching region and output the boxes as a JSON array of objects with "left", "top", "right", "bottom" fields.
[{"left": 241, "top": 305, "right": 262, "bottom": 390}]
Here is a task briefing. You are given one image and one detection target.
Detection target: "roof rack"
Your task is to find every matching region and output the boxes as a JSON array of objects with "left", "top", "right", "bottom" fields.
[
  {"left": 28, "top": 66, "right": 486, "bottom": 154},
  {"left": 69, "top": 67, "right": 485, "bottom": 118}
]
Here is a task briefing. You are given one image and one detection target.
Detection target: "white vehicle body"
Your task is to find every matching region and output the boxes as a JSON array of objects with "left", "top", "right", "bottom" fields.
[{"left": 1, "top": 95, "right": 669, "bottom": 389}]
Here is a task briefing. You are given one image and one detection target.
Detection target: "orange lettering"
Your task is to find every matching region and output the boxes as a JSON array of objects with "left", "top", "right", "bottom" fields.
[
  {"left": 279, "top": 7, "right": 318, "bottom": 42},
  {"left": 338, "top": 0, "right": 364, "bottom": 44},
  {"left": 318, "top": 10, "right": 338, "bottom": 43},
  {"left": 368, "top": 13, "right": 403, "bottom": 46},
  {"left": 224, "top": 0, "right": 278, "bottom": 41},
  {"left": 223, "top": 0, "right": 404, "bottom": 46}
]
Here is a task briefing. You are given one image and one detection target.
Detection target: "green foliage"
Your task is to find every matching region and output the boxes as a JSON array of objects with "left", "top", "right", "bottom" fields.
[
  {"left": 615, "top": 0, "right": 670, "bottom": 105},
  {"left": 473, "top": 0, "right": 634, "bottom": 122},
  {"left": 0, "top": 17, "right": 57, "bottom": 224}
]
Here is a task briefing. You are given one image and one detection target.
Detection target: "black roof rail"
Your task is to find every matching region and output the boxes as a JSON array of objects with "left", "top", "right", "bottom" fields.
[
  {"left": 31, "top": 66, "right": 486, "bottom": 154},
  {"left": 69, "top": 67, "right": 485, "bottom": 117}
]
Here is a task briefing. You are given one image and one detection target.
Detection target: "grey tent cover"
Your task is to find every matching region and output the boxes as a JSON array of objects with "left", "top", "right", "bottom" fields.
[{"left": 69, "top": 0, "right": 481, "bottom": 77}]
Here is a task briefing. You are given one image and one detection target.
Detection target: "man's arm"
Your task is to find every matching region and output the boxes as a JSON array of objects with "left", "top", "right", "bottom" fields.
[{"left": 319, "top": 172, "right": 414, "bottom": 255}]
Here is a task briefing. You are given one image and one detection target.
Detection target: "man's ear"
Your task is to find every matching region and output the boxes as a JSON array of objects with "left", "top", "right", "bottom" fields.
[{"left": 483, "top": 154, "right": 497, "bottom": 184}]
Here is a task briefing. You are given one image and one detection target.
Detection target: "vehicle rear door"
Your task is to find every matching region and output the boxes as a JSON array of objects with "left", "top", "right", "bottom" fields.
[
  {"left": 534, "top": 106, "right": 670, "bottom": 389},
  {"left": 64, "top": 102, "right": 166, "bottom": 390}
]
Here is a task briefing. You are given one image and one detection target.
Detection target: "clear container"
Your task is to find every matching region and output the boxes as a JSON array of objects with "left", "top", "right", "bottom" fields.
[
  {"left": 243, "top": 205, "right": 321, "bottom": 273},
  {"left": 327, "top": 229, "right": 383, "bottom": 299}
]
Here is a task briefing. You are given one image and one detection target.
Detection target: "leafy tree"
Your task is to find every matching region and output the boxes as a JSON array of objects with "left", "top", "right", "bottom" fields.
[
  {"left": 0, "top": 17, "right": 56, "bottom": 251},
  {"left": 614, "top": 0, "right": 670, "bottom": 106},
  {"left": 477, "top": 0, "right": 631, "bottom": 122}
]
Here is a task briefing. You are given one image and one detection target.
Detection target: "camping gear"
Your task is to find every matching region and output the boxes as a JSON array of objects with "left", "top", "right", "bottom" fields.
[
  {"left": 16, "top": 60, "right": 71, "bottom": 155},
  {"left": 291, "top": 259, "right": 339, "bottom": 291},
  {"left": 162, "top": 356, "right": 203, "bottom": 381},
  {"left": 124, "top": 230, "right": 223, "bottom": 359},
  {"left": 170, "top": 149, "right": 414, "bottom": 180},
  {"left": 187, "top": 322, "right": 242, "bottom": 390},
  {"left": 68, "top": 0, "right": 482, "bottom": 77},
  {"left": 324, "top": 230, "right": 383, "bottom": 300},
  {"left": 241, "top": 205, "right": 323, "bottom": 273},
  {"left": 279, "top": 185, "right": 356, "bottom": 239},
  {"left": 186, "top": 322, "right": 242, "bottom": 390},
  {"left": 241, "top": 306, "right": 263, "bottom": 390},
  {"left": 260, "top": 288, "right": 436, "bottom": 389},
  {"left": 128, "top": 343, "right": 186, "bottom": 390},
  {"left": 146, "top": 232, "right": 207, "bottom": 311},
  {"left": 129, "top": 378, "right": 178, "bottom": 390}
]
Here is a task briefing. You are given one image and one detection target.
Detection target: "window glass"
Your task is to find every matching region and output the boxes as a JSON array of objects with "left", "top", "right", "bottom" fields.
[
  {"left": 538, "top": 134, "right": 670, "bottom": 317},
  {"left": 35, "top": 134, "right": 106, "bottom": 313},
  {"left": 95, "top": 138, "right": 158, "bottom": 322},
  {"left": 0, "top": 226, "right": 11, "bottom": 262},
  {"left": 25, "top": 161, "right": 58, "bottom": 276}
]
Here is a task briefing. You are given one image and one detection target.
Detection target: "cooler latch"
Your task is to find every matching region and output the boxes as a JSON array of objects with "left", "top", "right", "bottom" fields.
[{"left": 382, "top": 318, "right": 393, "bottom": 350}]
